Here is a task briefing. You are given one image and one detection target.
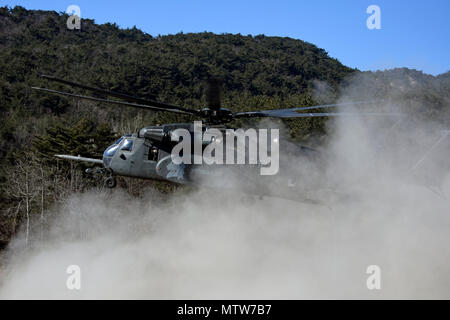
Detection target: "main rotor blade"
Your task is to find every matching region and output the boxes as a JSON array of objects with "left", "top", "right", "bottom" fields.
[
  {"left": 32, "top": 87, "right": 193, "bottom": 115},
  {"left": 287, "top": 100, "right": 386, "bottom": 112},
  {"left": 39, "top": 75, "right": 199, "bottom": 115},
  {"left": 233, "top": 110, "right": 404, "bottom": 119},
  {"left": 234, "top": 100, "right": 390, "bottom": 119}
]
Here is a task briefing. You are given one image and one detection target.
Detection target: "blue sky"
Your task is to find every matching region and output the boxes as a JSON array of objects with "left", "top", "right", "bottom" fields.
[{"left": 2, "top": 0, "right": 449, "bottom": 75}]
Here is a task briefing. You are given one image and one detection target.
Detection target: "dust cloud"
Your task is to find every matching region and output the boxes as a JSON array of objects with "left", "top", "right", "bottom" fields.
[{"left": 1, "top": 73, "right": 450, "bottom": 299}]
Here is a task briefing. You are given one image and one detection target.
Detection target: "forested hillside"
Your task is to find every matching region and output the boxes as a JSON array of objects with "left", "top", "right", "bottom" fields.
[{"left": 0, "top": 6, "right": 448, "bottom": 249}]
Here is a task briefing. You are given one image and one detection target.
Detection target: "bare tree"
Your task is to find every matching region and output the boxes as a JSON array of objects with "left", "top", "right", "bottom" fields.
[{"left": 5, "top": 156, "right": 40, "bottom": 245}]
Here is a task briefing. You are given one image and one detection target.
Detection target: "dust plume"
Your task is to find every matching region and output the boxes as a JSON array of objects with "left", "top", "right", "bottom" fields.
[{"left": 1, "top": 72, "right": 450, "bottom": 299}]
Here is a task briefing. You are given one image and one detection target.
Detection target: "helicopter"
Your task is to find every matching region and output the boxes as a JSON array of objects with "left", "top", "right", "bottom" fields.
[{"left": 32, "top": 75, "right": 404, "bottom": 203}]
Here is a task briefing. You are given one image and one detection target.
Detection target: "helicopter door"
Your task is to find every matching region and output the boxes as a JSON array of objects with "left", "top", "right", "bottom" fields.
[{"left": 147, "top": 145, "right": 159, "bottom": 162}]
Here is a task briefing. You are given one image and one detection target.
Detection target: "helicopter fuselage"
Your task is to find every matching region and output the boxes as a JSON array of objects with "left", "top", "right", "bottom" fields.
[{"left": 102, "top": 123, "right": 232, "bottom": 185}]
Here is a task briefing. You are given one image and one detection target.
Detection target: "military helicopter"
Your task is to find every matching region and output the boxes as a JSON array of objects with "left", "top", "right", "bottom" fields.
[{"left": 32, "top": 75, "right": 398, "bottom": 202}]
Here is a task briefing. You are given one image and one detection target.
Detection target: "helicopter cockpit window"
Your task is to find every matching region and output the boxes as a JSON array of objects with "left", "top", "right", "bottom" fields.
[
  {"left": 120, "top": 139, "right": 134, "bottom": 152},
  {"left": 114, "top": 137, "right": 124, "bottom": 145},
  {"left": 148, "top": 146, "right": 159, "bottom": 162},
  {"left": 105, "top": 145, "right": 119, "bottom": 159}
]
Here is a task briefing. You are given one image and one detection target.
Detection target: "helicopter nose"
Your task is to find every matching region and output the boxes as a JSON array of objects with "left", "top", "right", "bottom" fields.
[
  {"left": 103, "top": 144, "right": 119, "bottom": 167},
  {"left": 103, "top": 155, "right": 112, "bottom": 167}
]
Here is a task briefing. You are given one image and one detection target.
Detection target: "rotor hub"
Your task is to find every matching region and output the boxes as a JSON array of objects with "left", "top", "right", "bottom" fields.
[{"left": 200, "top": 107, "right": 233, "bottom": 124}]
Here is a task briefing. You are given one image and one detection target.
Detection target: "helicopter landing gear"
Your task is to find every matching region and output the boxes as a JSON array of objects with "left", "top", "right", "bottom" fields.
[
  {"left": 104, "top": 176, "right": 117, "bottom": 189},
  {"left": 85, "top": 167, "right": 106, "bottom": 175},
  {"left": 85, "top": 167, "right": 117, "bottom": 188},
  {"left": 102, "top": 168, "right": 116, "bottom": 189}
]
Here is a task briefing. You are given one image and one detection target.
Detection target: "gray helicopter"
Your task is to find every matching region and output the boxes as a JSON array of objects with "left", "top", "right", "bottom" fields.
[{"left": 32, "top": 75, "right": 407, "bottom": 203}]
